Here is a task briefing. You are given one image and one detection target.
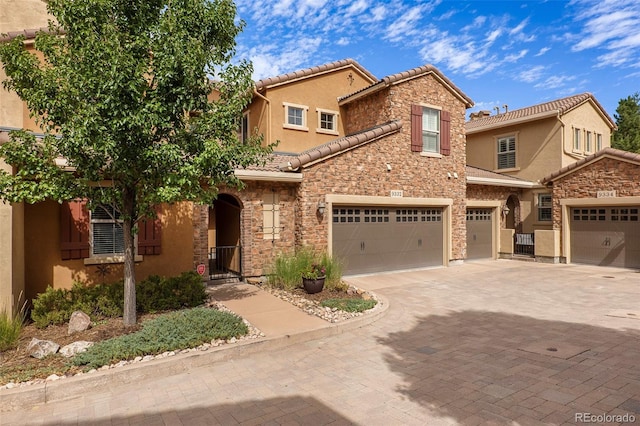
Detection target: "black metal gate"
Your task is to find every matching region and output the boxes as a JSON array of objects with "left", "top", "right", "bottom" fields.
[
  {"left": 514, "top": 233, "right": 534, "bottom": 256},
  {"left": 209, "top": 245, "right": 242, "bottom": 279}
]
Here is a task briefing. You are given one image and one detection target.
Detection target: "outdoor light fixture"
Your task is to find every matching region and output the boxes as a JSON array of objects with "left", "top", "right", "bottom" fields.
[
  {"left": 317, "top": 201, "right": 326, "bottom": 216},
  {"left": 502, "top": 204, "right": 510, "bottom": 217}
]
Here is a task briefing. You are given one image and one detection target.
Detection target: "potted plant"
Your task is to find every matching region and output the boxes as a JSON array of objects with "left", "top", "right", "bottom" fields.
[{"left": 302, "top": 263, "right": 326, "bottom": 294}]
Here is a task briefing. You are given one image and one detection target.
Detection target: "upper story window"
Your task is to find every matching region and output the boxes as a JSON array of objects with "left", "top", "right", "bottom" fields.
[
  {"left": 240, "top": 112, "right": 249, "bottom": 143},
  {"left": 596, "top": 133, "right": 603, "bottom": 151},
  {"left": 316, "top": 108, "right": 339, "bottom": 135},
  {"left": 422, "top": 107, "right": 440, "bottom": 153},
  {"left": 283, "top": 102, "right": 308, "bottom": 131},
  {"left": 497, "top": 136, "right": 516, "bottom": 169},
  {"left": 537, "top": 194, "right": 552, "bottom": 221},
  {"left": 573, "top": 128, "right": 581, "bottom": 151},
  {"left": 586, "top": 131, "right": 592, "bottom": 152},
  {"left": 410, "top": 104, "right": 450, "bottom": 156},
  {"left": 91, "top": 204, "right": 125, "bottom": 256}
]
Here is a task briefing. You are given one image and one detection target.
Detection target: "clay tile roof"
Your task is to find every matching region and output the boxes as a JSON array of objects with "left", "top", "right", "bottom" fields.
[
  {"left": 254, "top": 58, "right": 377, "bottom": 91},
  {"left": 0, "top": 27, "right": 62, "bottom": 43},
  {"left": 541, "top": 147, "right": 640, "bottom": 184},
  {"left": 465, "top": 165, "right": 529, "bottom": 182},
  {"left": 338, "top": 64, "right": 474, "bottom": 108},
  {"left": 466, "top": 93, "right": 615, "bottom": 132},
  {"left": 240, "top": 153, "right": 299, "bottom": 173},
  {"left": 277, "top": 120, "right": 403, "bottom": 171}
]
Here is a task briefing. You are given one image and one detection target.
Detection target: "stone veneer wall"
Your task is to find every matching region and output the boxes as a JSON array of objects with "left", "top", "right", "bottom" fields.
[
  {"left": 201, "top": 182, "right": 298, "bottom": 278},
  {"left": 550, "top": 158, "right": 640, "bottom": 230},
  {"left": 300, "top": 73, "right": 469, "bottom": 261},
  {"left": 466, "top": 184, "right": 523, "bottom": 229}
]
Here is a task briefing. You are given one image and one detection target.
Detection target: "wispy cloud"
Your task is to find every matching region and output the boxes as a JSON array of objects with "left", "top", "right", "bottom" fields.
[
  {"left": 518, "top": 65, "right": 547, "bottom": 83},
  {"left": 535, "top": 47, "right": 550, "bottom": 57},
  {"left": 534, "top": 74, "right": 576, "bottom": 90},
  {"left": 569, "top": 0, "right": 640, "bottom": 67}
]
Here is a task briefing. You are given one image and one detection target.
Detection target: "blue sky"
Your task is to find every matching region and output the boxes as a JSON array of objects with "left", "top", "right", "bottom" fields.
[{"left": 234, "top": 0, "right": 640, "bottom": 120}]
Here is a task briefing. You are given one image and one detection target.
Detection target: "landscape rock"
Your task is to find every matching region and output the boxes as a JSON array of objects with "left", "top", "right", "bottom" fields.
[
  {"left": 59, "top": 341, "right": 94, "bottom": 357},
  {"left": 68, "top": 311, "right": 92, "bottom": 335},
  {"left": 27, "top": 338, "right": 60, "bottom": 359}
]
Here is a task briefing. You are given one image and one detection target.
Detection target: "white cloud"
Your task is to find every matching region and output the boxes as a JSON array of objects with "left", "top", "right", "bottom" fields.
[
  {"left": 505, "top": 50, "right": 528, "bottom": 63},
  {"left": 535, "top": 47, "right": 550, "bottom": 57},
  {"left": 384, "top": 4, "right": 428, "bottom": 42},
  {"left": 518, "top": 65, "right": 547, "bottom": 83},
  {"left": 534, "top": 75, "right": 576, "bottom": 90}
]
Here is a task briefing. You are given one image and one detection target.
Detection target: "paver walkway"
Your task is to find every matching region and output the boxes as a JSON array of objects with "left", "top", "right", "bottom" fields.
[{"left": 2, "top": 260, "right": 640, "bottom": 425}]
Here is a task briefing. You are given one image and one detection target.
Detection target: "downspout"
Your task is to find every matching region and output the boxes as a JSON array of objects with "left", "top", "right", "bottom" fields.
[{"left": 253, "top": 88, "right": 271, "bottom": 145}]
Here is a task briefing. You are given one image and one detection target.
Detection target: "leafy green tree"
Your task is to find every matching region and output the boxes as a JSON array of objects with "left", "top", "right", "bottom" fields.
[
  {"left": 612, "top": 92, "right": 640, "bottom": 153},
  {"left": 0, "top": 0, "right": 271, "bottom": 325}
]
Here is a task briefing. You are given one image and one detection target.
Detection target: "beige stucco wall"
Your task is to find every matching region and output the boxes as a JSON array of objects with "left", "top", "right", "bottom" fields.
[
  {"left": 466, "top": 116, "right": 562, "bottom": 182},
  {"left": 23, "top": 201, "right": 196, "bottom": 302},
  {"left": 534, "top": 229, "right": 560, "bottom": 259},
  {"left": 250, "top": 67, "right": 374, "bottom": 153},
  {"left": 0, "top": 0, "right": 50, "bottom": 34},
  {"left": 560, "top": 102, "right": 612, "bottom": 168}
]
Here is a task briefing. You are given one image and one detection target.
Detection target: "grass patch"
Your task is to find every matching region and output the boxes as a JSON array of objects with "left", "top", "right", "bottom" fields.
[
  {"left": 72, "top": 307, "right": 248, "bottom": 370},
  {"left": 320, "top": 298, "right": 377, "bottom": 313},
  {"left": 0, "top": 302, "right": 27, "bottom": 352}
]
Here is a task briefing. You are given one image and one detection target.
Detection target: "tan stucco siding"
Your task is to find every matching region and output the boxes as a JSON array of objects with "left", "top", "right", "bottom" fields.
[
  {"left": 561, "top": 103, "right": 612, "bottom": 168},
  {"left": 23, "top": 201, "right": 195, "bottom": 301},
  {"left": 253, "top": 68, "right": 373, "bottom": 153}
]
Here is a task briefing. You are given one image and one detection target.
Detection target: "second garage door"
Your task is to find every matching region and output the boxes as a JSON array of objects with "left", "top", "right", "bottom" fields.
[
  {"left": 570, "top": 206, "right": 640, "bottom": 268},
  {"left": 466, "top": 208, "right": 493, "bottom": 260},
  {"left": 332, "top": 206, "right": 444, "bottom": 275}
]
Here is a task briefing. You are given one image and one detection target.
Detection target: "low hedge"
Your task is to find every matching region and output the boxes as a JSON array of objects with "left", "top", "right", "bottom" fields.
[{"left": 31, "top": 271, "right": 206, "bottom": 328}]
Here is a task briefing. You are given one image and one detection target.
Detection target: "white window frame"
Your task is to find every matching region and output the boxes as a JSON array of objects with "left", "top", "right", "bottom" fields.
[
  {"left": 421, "top": 107, "right": 440, "bottom": 153},
  {"left": 283, "top": 102, "right": 308, "bottom": 131},
  {"left": 90, "top": 204, "right": 129, "bottom": 257},
  {"left": 496, "top": 135, "right": 516, "bottom": 170},
  {"left": 573, "top": 128, "right": 581, "bottom": 151},
  {"left": 596, "top": 133, "right": 603, "bottom": 151},
  {"left": 586, "top": 131, "right": 592, "bottom": 152},
  {"left": 537, "top": 193, "right": 552, "bottom": 222},
  {"left": 316, "top": 108, "right": 339, "bottom": 135}
]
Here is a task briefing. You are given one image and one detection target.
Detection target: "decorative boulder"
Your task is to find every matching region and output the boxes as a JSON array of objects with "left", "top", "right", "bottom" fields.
[
  {"left": 60, "top": 341, "right": 94, "bottom": 357},
  {"left": 27, "top": 338, "right": 60, "bottom": 359},
  {"left": 68, "top": 311, "right": 91, "bottom": 335}
]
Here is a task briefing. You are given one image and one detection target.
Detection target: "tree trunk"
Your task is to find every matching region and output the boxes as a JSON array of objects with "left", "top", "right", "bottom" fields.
[{"left": 122, "top": 186, "right": 137, "bottom": 326}]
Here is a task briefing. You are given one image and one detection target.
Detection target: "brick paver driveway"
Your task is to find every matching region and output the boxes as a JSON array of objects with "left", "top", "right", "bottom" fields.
[{"left": 5, "top": 260, "right": 640, "bottom": 425}]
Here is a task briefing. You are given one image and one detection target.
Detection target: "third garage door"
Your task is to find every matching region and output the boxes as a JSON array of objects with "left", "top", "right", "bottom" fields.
[
  {"left": 332, "top": 207, "right": 444, "bottom": 275},
  {"left": 570, "top": 206, "right": 640, "bottom": 268}
]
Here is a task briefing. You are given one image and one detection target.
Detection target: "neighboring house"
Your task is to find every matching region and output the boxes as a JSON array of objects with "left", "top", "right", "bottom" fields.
[
  {"left": 541, "top": 148, "right": 640, "bottom": 269},
  {"left": 466, "top": 93, "right": 616, "bottom": 235}
]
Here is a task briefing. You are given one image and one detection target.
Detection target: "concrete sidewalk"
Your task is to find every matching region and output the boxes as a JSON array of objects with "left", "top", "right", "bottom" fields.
[{"left": 0, "top": 281, "right": 388, "bottom": 413}]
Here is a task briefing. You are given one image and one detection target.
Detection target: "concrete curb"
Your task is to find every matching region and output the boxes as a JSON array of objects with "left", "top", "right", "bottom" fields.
[{"left": 0, "top": 293, "right": 389, "bottom": 412}]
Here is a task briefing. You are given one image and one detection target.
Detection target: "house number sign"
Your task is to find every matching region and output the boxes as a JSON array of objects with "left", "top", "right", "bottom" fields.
[
  {"left": 597, "top": 190, "right": 616, "bottom": 198},
  {"left": 390, "top": 190, "right": 403, "bottom": 198}
]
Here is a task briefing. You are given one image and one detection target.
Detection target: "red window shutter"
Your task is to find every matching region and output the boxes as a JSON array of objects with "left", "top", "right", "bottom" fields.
[
  {"left": 60, "top": 200, "right": 90, "bottom": 260},
  {"left": 440, "top": 110, "right": 451, "bottom": 156},
  {"left": 138, "top": 208, "right": 162, "bottom": 255},
  {"left": 411, "top": 104, "right": 423, "bottom": 152}
]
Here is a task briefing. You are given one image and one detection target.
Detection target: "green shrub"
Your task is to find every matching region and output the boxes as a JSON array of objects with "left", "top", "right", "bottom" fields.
[
  {"left": 268, "top": 247, "right": 344, "bottom": 291},
  {"left": 31, "top": 271, "right": 206, "bottom": 328},
  {"left": 73, "top": 307, "right": 248, "bottom": 369},
  {"left": 0, "top": 303, "right": 27, "bottom": 352},
  {"left": 320, "top": 298, "right": 377, "bottom": 313}
]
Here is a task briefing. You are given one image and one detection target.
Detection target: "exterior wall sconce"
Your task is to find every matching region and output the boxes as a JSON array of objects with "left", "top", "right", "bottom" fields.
[
  {"left": 317, "top": 201, "right": 326, "bottom": 216},
  {"left": 502, "top": 204, "right": 510, "bottom": 218}
]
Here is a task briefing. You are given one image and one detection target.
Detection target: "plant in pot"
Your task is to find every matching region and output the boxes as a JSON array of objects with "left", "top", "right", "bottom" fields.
[{"left": 302, "top": 263, "right": 326, "bottom": 294}]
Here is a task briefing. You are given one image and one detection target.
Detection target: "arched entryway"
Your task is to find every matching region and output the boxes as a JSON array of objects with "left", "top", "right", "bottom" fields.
[
  {"left": 208, "top": 194, "right": 242, "bottom": 279},
  {"left": 505, "top": 194, "right": 521, "bottom": 232}
]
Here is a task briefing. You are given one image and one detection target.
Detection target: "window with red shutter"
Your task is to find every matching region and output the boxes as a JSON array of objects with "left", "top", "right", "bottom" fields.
[
  {"left": 60, "top": 200, "right": 90, "bottom": 260},
  {"left": 138, "top": 208, "right": 162, "bottom": 255},
  {"left": 440, "top": 110, "right": 451, "bottom": 156},
  {"left": 411, "top": 104, "right": 423, "bottom": 152}
]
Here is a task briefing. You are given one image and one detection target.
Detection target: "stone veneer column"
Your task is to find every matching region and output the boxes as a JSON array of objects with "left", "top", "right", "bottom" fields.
[{"left": 192, "top": 203, "right": 209, "bottom": 279}]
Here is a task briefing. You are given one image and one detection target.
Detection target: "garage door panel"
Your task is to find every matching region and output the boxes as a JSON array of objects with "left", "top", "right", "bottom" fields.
[
  {"left": 466, "top": 209, "right": 493, "bottom": 260},
  {"left": 570, "top": 207, "right": 640, "bottom": 269},
  {"left": 333, "top": 206, "right": 444, "bottom": 275}
]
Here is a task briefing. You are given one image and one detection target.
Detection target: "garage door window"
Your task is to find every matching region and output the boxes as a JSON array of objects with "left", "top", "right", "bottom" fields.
[
  {"left": 364, "top": 209, "right": 389, "bottom": 223},
  {"left": 333, "top": 208, "right": 361, "bottom": 223},
  {"left": 611, "top": 208, "right": 638, "bottom": 221},
  {"left": 573, "top": 208, "right": 606, "bottom": 221},
  {"left": 396, "top": 209, "right": 442, "bottom": 223}
]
